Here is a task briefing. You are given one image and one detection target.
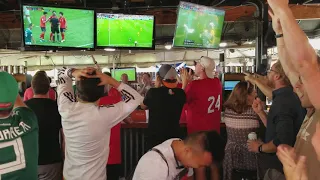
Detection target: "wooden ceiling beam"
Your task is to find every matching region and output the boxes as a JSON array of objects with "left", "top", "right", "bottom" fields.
[{"left": 1, "top": 5, "right": 319, "bottom": 28}]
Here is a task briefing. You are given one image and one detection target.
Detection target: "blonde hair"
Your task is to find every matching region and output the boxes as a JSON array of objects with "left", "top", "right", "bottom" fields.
[{"left": 273, "top": 61, "right": 291, "bottom": 86}]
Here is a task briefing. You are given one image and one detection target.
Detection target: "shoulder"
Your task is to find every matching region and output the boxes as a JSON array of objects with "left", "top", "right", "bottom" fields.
[
  {"left": 134, "top": 151, "right": 168, "bottom": 177},
  {"left": 13, "top": 107, "right": 37, "bottom": 124}
]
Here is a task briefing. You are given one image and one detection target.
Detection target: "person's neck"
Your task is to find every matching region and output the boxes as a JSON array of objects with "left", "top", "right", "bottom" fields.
[
  {"left": 273, "top": 83, "right": 287, "bottom": 90},
  {"left": 199, "top": 72, "right": 208, "bottom": 80},
  {"left": 33, "top": 94, "right": 49, "bottom": 98},
  {"left": 171, "top": 140, "right": 185, "bottom": 165}
]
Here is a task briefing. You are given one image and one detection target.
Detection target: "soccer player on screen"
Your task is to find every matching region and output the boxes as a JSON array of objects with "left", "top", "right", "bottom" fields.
[
  {"left": 49, "top": 12, "right": 60, "bottom": 42},
  {"left": 39, "top": 12, "right": 48, "bottom": 42},
  {"left": 25, "top": 23, "right": 35, "bottom": 45},
  {"left": 59, "top": 12, "right": 67, "bottom": 42},
  {"left": 24, "top": 6, "right": 32, "bottom": 24},
  {"left": 181, "top": 56, "right": 222, "bottom": 180}
]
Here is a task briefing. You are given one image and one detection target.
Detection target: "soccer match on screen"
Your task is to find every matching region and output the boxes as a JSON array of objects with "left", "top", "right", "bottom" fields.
[
  {"left": 173, "top": 2, "right": 225, "bottom": 48},
  {"left": 22, "top": 5, "right": 94, "bottom": 48},
  {"left": 97, "top": 13, "right": 154, "bottom": 48}
]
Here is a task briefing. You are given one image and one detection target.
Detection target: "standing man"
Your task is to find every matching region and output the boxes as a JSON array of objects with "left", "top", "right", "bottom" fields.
[
  {"left": 59, "top": 12, "right": 67, "bottom": 43},
  {"left": 25, "top": 23, "right": 35, "bottom": 45},
  {"left": 25, "top": 72, "right": 63, "bottom": 180},
  {"left": 0, "top": 72, "right": 38, "bottom": 180},
  {"left": 181, "top": 56, "right": 222, "bottom": 180},
  {"left": 246, "top": 61, "right": 305, "bottom": 178},
  {"left": 39, "top": 11, "right": 48, "bottom": 42},
  {"left": 57, "top": 67, "right": 143, "bottom": 180},
  {"left": 138, "top": 73, "right": 153, "bottom": 97},
  {"left": 24, "top": 6, "right": 32, "bottom": 24},
  {"left": 49, "top": 11, "right": 60, "bottom": 42},
  {"left": 141, "top": 64, "right": 186, "bottom": 150}
]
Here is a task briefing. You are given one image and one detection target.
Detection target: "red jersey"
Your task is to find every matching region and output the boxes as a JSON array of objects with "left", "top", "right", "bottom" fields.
[
  {"left": 99, "top": 87, "right": 122, "bottom": 165},
  {"left": 185, "top": 78, "right": 222, "bottom": 134},
  {"left": 40, "top": 15, "right": 47, "bottom": 27},
  {"left": 59, "top": 17, "right": 67, "bottom": 28}
]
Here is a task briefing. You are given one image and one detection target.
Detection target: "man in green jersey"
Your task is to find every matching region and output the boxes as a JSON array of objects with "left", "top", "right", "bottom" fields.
[
  {"left": 0, "top": 71, "right": 38, "bottom": 180},
  {"left": 25, "top": 23, "right": 35, "bottom": 45}
]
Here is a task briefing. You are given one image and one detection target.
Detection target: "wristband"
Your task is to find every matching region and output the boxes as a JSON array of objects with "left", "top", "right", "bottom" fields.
[
  {"left": 275, "top": 34, "right": 283, "bottom": 38},
  {"left": 258, "top": 144, "right": 264, "bottom": 153}
]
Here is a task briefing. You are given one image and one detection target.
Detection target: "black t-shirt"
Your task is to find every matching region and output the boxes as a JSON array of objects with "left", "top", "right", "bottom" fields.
[
  {"left": 25, "top": 98, "right": 62, "bottom": 165},
  {"left": 144, "top": 86, "right": 186, "bottom": 138},
  {"left": 50, "top": 17, "right": 59, "bottom": 28}
]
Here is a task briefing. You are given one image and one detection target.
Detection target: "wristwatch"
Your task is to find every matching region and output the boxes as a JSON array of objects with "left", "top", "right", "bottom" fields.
[
  {"left": 258, "top": 144, "right": 264, "bottom": 153},
  {"left": 275, "top": 34, "right": 283, "bottom": 38}
]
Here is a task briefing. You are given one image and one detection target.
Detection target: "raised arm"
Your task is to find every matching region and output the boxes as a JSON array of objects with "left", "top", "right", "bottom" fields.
[
  {"left": 268, "top": 0, "right": 320, "bottom": 108},
  {"left": 244, "top": 73, "right": 273, "bottom": 99},
  {"left": 96, "top": 71, "right": 143, "bottom": 128},
  {"left": 56, "top": 67, "right": 77, "bottom": 117},
  {"left": 269, "top": 10, "right": 299, "bottom": 86}
]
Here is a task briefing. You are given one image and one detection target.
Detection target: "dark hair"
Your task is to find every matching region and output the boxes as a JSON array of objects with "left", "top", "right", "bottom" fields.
[
  {"left": 59, "top": 12, "right": 63, "bottom": 16},
  {"left": 43, "top": 12, "right": 47, "bottom": 15},
  {"left": 48, "top": 76, "right": 52, "bottom": 84},
  {"left": 143, "top": 73, "right": 151, "bottom": 78},
  {"left": 29, "top": 23, "right": 33, "bottom": 27},
  {"left": 185, "top": 131, "right": 225, "bottom": 164},
  {"left": 224, "top": 81, "right": 254, "bottom": 114},
  {"left": 104, "top": 72, "right": 112, "bottom": 77},
  {"left": 32, "top": 71, "right": 50, "bottom": 95},
  {"left": 76, "top": 71, "right": 104, "bottom": 102}
]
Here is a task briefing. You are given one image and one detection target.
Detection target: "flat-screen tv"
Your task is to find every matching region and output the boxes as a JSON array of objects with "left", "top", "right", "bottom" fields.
[
  {"left": 173, "top": 1, "right": 225, "bottom": 48},
  {"left": 224, "top": 80, "right": 240, "bottom": 91},
  {"left": 111, "top": 68, "right": 137, "bottom": 82},
  {"left": 96, "top": 13, "right": 155, "bottom": 49},
  {"left": 21, "top": 5, "right": 95, "bottom": 50}
]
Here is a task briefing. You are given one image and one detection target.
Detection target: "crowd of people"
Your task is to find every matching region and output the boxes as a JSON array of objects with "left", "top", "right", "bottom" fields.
[{"left": 1, "top": 0, "right": 320, "bottom": 180}]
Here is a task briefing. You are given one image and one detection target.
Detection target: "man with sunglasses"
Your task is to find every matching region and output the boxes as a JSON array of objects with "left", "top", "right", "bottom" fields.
[
  {"left": 141, "top": 64, "right": 186, "bottom": 150},
  {"left": 180, "top": 56, "right": 222, "bottom": 180},
  {"left": 245, "top": 61, "right": 305, "bottom": 178}
]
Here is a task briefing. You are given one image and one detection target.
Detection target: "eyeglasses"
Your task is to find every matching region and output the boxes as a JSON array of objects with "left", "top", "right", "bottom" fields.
[{"left": 266, "top": 69, "right": 278, "bottom": 74}]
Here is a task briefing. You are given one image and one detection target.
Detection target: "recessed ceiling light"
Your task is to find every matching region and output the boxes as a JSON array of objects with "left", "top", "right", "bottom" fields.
[
  {"left": 104, "top": 48, "right": 116, "bottom": 52},
  {"left": 219, "top": 42, "right": 227, "bottom": 47}
]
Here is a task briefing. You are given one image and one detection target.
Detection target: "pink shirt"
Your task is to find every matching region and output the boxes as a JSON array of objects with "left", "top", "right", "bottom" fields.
[{"left": 24, "top": 87, "right": 56, "bottom": 101}]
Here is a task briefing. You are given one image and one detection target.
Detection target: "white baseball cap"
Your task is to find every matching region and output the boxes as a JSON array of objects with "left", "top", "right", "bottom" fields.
[{"left": 195, "top": 56, "right": 215, "bottom": 78}]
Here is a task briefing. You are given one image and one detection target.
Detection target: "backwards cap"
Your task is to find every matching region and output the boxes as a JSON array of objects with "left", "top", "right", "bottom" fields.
[
  {"left": 158, "top": 64, "right": 178, "bottom": 89},
  {"left": 197, "top": 56, "right": 216, "bottom": 79},
  {"left": 0, "top": 72, "right": 18, "bottom": 110}
]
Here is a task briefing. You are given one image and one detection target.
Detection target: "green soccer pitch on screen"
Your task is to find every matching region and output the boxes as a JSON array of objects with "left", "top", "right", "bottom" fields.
[
  {"left": 111, "top": 68, "right": 137, "bottom": 82},
  {"left": 22, "top": 5, "right": 94, "bottom": 49},
  {"left": 96, "top": 13, "right": 155, "bottom": 48},
  {"left": 173, "top": 1, "right": 225, "bottom": 49}
]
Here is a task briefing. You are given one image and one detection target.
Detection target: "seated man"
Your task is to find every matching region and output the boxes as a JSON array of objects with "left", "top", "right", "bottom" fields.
[
  {"left": 56, "top": 67, "right": 143, "bottom": 180},
  {"left": 132, "top": 131, "right": 225, "bottom": 180}
]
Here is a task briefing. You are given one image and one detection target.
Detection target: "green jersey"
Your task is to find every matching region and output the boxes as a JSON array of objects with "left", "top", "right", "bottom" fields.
[{"left": 0, "top": 107, "right": 38, "bottom": 180}]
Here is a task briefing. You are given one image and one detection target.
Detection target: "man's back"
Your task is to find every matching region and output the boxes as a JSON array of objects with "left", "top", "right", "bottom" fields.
[
  {"left": 144, "top": 87, "right": 186, "bottom": 137},
  {"left": 0, "top": 107, "right": 38, "bottom": 180},
  {"left": 25, "top": 98, "right": 62, "bottom": 165},
  {"left": 185, "top": 78, "right": 222, "bottom": 133}
]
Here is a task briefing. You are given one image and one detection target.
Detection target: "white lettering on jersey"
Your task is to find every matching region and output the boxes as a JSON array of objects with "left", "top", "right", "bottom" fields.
[
  {"left": 19, "top": 122, "right": 31, "bottom": 132},
  {"left": 0, "top": 138, "right": 26, "bottom": 175},
  {"left": 207, "top": 95, "right": 221, "bottom": 114}
]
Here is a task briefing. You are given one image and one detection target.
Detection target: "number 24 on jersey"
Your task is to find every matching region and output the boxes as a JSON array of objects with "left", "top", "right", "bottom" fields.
[{"left": 207, "top": 95, "right": 221, "bottom": 114}]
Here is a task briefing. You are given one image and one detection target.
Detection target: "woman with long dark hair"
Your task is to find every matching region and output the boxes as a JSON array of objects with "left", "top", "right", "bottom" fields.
[{"left": 223, "top": 81, "right": 260, "bottom": 180}]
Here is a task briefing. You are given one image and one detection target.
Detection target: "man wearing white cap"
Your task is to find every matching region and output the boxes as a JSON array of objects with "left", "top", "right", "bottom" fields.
[{"left": 181, "top": 56, "right": 222, "bottom": 180}]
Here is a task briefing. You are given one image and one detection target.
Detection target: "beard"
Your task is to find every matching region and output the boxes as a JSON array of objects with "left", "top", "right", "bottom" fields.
[{"left": 267, "top": 79, "right": 275, "bottom": 88}]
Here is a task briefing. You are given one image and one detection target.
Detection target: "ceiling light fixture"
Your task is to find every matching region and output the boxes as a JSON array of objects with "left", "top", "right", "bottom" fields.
[
  {"left": 219, "top": 42, "right": 227, "bottom": 47},
  {"left": 165, "top": 44, "right": 172, "bottom": 50},
  {"left": 104, "top": 48, "right": 116, "bottom": 52}
]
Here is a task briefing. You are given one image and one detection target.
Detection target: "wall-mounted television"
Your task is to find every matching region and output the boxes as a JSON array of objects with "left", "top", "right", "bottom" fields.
[
  {"left": 173, "top": 1, "right": 225, "bottom": 49},
  {"left": 224, "top": 80, "right": 240, "bottom": 91},
  {"left": 21, "top": 5, "right": 95, "bottom": 50},
  {"left": 96, "top": 13, "right": 155, "bottom": 49},
  {"left": 111, "top": 67, "right": 137, "bottom": 82}
]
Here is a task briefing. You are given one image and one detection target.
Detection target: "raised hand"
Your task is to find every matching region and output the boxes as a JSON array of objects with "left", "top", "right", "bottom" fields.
[
  {"left": 268, "top": 10, "right": 283, "bottom": 34},
  {"left": 252, "top": 98, "right": 263, "bottom": 114}
]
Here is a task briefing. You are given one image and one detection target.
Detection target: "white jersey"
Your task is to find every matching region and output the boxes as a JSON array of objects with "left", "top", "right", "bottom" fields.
[
  {"left": 24, "top": 6, "right": 30, "bottom": 16},
  {"left": 57, "top": 67, "right": 143, "bottom": 180},
  {"left": 133, "top": 139, "right": 193, "bottom": 180}
]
